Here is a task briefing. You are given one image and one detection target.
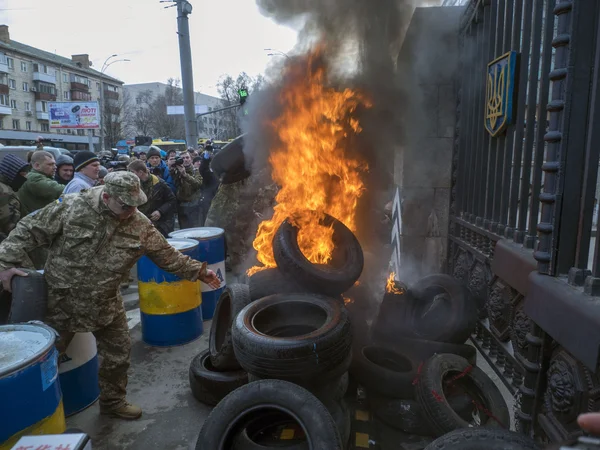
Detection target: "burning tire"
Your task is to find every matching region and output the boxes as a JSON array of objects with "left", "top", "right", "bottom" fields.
[
  {"left": 423, "top": 428, "right": 539, "bottom": 450},
  {"left": 407, "top": 274, "right": 478, "bottom": 344},
  {"left": 414, "top": 354, "right": 509, "bottom": 437},
  {"left": 350, "top": 344, "right": 416, "bottom": 399},
  {"left": 273, "top": 213, "right": 364, "bottom": 297},
  {"left": 189, "top": 350, "right": 248, "bottom": 406},
  {"left": 248, "top": 267, "right": 317, "bottom": 301},
  {"left": 195, "top": 379, "right": 343, "bottom": 450},
  {"left": 368, "top": 394, "right": 475, "bottom": 436},
  {"left": 209, "top": 284, "right": 252, "bottom": 370},
  {"left": 232, "top": 293, "right": 352, "bottom": 383}
]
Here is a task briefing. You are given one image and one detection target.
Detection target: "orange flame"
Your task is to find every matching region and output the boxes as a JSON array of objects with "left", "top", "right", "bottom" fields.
[
  {"left": 343, "top": 295, "right": 354, "bottom": 305},
  {"left": 386, "top": 272, "right": 404, "bottom": 295},
  {"left": 248, "top": 47, "right": 371, "bottom": 276}
]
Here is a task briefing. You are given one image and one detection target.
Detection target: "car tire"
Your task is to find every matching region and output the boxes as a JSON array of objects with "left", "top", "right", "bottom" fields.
[
  {"left": 233, "top": 293, "right": 352, "bottom": 383},
  {"left": 232, "top": 410, "right": 308, "bottom": 450},
  {"left": 350, "top": 344, "right": 416, "bottom": 399},
  {"left": 189, "top": 349, "right": 248, "bottom": 406},
  {"left": 9, "top": 269, "right": 47, "bottom": 323},
  {"left": 195, "top": 379, "right": 343, "bottom": 450},
  {"left": 369, "top": 332, "right": 477, "bottom": 366},
  {"left": 415, "top": 353, "right": 510, "bottom": 437},
  {"left": 423, "top": 428, "right": 539, "bottom": 450},
  {"left": 248, "top": 267, "right": 316, "bottom": 301},
  {"left": 247, "top": 371, "right": 349, "bottom": 408},
  {"left": 209, "top": 284, "right": 252, "bottom": 370},
  {"left": 331, "top": 399, "right": 351, "bottom": 449},
  {"left": 368, "top": 393, "right": 476, "bottom": 436},
  {"left": 273, "top": 213, "right": 364, "bottom": 297},
  {"left": 407, "top": 274, "right": 478, "bottom": 344}
]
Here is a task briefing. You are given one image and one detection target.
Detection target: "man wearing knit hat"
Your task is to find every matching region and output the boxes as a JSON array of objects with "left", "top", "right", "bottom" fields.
[
  {"left": 63, "top": 150, "right": 101, "bottom": 194},
  {"left": 55, "top": 154, "right": 74, "bottom": 186},
  {"left": 146, "top": 146, "right": 175, "bottom": 193},
  {"left": 0, "top": 171, "right": 220, "bottom": 420},
  {"left": 0, "top": 154, "right": 29, "bottom": 240}
]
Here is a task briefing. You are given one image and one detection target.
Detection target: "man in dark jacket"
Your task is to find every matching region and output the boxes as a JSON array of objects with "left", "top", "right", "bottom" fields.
[
  {"left": 146, "top": 146, "right": 175, "bottom": 193},
  {"left": 0, "top": 154, "right": 29, "bottom": 240},
  {"left": 198, "top": 152, "right": 219, "bottom": 226},
  {"left": 128, "top": 160, "right": 176, "bottom": 237},
  {"left": 55, "top": 155, "right": 74, "bottom": 185},
  {"left": 169, "top": 151, "right": 203, "bottom": 229},
  {"left": 18, "top": 151, "right": 64, "bottom": 214}
]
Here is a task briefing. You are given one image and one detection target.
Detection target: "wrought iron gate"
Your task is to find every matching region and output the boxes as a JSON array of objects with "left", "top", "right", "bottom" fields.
[{"left": 451, "top": 0, "right": 600, "bottom": 442}]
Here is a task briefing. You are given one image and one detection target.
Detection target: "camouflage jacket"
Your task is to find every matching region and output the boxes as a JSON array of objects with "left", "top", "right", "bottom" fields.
[
  {"left": 0, "top": 186, "right": 206, "bottom": 331},
  {"left": 0, "top": 178, "right": 21, "bottom": 242},
  {"left": 18, "top": 169, "right": 64, "bottom": 215},
  {"left": 172, "top": 165, "right": 203, "bottom": 203}
]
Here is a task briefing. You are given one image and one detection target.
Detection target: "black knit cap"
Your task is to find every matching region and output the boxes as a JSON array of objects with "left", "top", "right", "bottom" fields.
[
  {"left": 73, "top": 151, "right": 100, "bottom": 172},
  {"left": 146, "top": 146, "right": 162, "bottom": 159},
  {"left": 0, "top": 154, "right": 29, "bottom": 183}
]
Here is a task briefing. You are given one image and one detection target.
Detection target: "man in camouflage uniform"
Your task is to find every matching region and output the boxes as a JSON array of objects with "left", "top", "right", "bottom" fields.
[
  {"left": 0, "top": 154, "right": 29, "bottom": 241},
  {"left": 169, "top": 151, "right": 203, "bottom": 228},
  {"left": 0, "top": 172, "right": 220, "bottom": 420},
  {"left": 206, "top": 167, "right": 278, "bottom": 273}
]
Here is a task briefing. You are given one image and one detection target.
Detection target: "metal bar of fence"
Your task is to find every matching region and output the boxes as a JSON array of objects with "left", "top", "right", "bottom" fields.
[
  {"left": 580, "top": 19, "right": 600, "bottom": 273},
  {"left": 456, "top": 30, "right": 472, "bottom": 218},
  {"left": 499, "top": 0, "right": 521, "bottom": 238},
  {"left": 490, "top": 0, "right": 507, "bottom": 233},
  {"left": 474, "top": 8, "right": 488, "bottom": 224},
  {"left": 507, "top": 0, "right": 532, "bottom": 240},
  {"left": 526, "top": 0, "right": 555, "bottom": 250},
  {"left": 484, "top": 0, "right": 501, "bottom": 229},
  {"left": 555, "top": 1, "right": 598, "bottom": 275},
  {"left": 464, "top": 31, "right": 477, "bottom": 220},
  {"left": 517, "top": 0, "right": 544, "bottom": 244},
  {"left": 479, "top": 2, "right": 495, "bottom": 221}
]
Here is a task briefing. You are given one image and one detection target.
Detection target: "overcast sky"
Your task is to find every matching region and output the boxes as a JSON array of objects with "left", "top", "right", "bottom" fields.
[{"left": 0, "top": 0, "right": 298, "bottom": 97}]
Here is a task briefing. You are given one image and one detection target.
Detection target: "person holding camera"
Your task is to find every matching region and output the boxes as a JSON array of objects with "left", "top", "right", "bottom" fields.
[
  {"left": 146, "top": 146, "right": 175, "bottom": 193},
  {"left": 128, "top": 160, "right": 176, "bottom": 237},
  {"left": 169, "top": 151, "right": 203, "bottom": 229}
]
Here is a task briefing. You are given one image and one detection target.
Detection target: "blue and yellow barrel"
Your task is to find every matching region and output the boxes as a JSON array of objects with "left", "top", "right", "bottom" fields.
[
  {"left": 0, "top": 323, "right": 66, "bottom": 450},
  {"left": 137, "top": 238, "right": 203, "bottom": 346},
  {"left": 58, "top": 332, "right": 100, "bottom": 416},
  {"left": 169, "top": 227, "right": 226, "bottom": 320}
]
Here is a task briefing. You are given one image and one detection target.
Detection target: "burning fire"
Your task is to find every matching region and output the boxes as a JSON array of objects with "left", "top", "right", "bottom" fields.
[
  {"left": 386, "top": 272, "right": 404, "bottom": 295},
  {"left": 343, "top": 295, "right": 354, "bottom": 305},
  {"left": 248, "top": 47, "right": 371, "bottom": 275}
]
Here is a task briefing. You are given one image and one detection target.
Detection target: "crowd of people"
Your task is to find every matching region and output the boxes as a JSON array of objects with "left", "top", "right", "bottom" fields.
[{"left": 0, "top": 142, "right": 220, "bottom": 247}]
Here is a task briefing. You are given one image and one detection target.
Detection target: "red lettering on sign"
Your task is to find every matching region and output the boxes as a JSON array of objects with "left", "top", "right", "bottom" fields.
[{"left": 35, "top": 445, "right": 53, "bottom": 450}]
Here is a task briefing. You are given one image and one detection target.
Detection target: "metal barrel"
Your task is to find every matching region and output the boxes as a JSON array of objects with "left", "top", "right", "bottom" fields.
[
  {"left": 0, "top": 323, "right": 66, "bottom": 449},
  {"left": 168, "top": 227, "right": 226, "bottom": 320},
  {"left": 58, "top": 332, "right": 100, "bottom": 416},
  {"left": 137, "top": 238, "right": 203, "bottom": 346}
]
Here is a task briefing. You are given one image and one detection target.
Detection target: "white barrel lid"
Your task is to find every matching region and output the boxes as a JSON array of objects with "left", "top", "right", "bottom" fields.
[
  {"left": 166, "top": 238, "right": 199, "bottom": 251},
  {"left": 169, "top": 227, "right": 224, "bottom": 240},
  {"left": 0, "top": 324, "right": 55, "bottom": 377}
]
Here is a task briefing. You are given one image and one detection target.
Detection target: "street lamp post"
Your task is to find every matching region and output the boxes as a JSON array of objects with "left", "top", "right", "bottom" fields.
[
  {"left": 99, "top": 56, "right": 130, "bottom": 152},
  {"left": 264, "top": 48, "right": 291, "bottom": 59}
]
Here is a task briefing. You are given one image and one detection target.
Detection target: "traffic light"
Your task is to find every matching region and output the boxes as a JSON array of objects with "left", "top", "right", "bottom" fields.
[{"left": 238, "top": 88, "right": 248, "bottom": 105}]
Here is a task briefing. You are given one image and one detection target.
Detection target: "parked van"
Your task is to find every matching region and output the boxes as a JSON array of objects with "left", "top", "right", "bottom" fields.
[{"left": 0, "top": 145, "right": 71, "bottom": 163}]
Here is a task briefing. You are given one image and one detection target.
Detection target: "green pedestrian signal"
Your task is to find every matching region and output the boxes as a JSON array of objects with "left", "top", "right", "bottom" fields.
[{"left": 238, "top": 88, "right": 248, "bottom": 105}]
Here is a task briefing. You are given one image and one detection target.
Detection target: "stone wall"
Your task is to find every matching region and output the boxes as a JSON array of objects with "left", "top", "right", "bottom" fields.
[{"left": 394, "top": 6, "right": 462, "bottom": 282}]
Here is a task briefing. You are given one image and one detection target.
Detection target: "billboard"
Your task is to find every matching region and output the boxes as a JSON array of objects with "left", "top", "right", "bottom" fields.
[{"left": 49, "top": 102, "right": 100, "bottom": 129}]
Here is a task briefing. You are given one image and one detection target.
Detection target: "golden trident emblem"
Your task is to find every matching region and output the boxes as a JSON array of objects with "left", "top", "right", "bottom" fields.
[{"left": 486, "top": 63, "right": 505, "bottom": 131}]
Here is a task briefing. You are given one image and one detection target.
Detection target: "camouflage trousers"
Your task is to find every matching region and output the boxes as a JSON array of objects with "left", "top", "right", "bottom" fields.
[{"left": 54, "top": 310, "right": 131, "bottom": 410}]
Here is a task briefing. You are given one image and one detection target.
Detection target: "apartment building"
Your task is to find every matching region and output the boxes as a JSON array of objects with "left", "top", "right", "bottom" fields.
[
  {"left": 0, "top": 25, "right": 124, "bottom": 151},
  {"left": 124, "top": 82, "right": 238, "bottom": 140}
]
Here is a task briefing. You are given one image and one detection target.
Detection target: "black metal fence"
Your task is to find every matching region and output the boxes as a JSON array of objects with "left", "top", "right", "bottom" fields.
[{"left": 451, "top": 0, "right": 600, "bottom": 441}]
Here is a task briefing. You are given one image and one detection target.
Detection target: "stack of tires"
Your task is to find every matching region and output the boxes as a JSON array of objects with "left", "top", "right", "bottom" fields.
[
  {"left": 350, "top": 274, "right": 511, "bottom": 439},
  {"left": 191, "top": 213, "right": 364, "bottom": 449}
]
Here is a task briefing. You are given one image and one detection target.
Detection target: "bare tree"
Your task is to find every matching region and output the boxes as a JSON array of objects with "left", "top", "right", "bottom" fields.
[
  {"left": 132, "top": 90, "right": 154, "bottom": 136},
  {"left": 149, "top": 78, "right": 186, "bottom": 139},
  {"left": 216, "top": 72, "right": 264, "bottom": 139},
  {"left": 102, "top": 89, "right": 133, "bottom": 149}
]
